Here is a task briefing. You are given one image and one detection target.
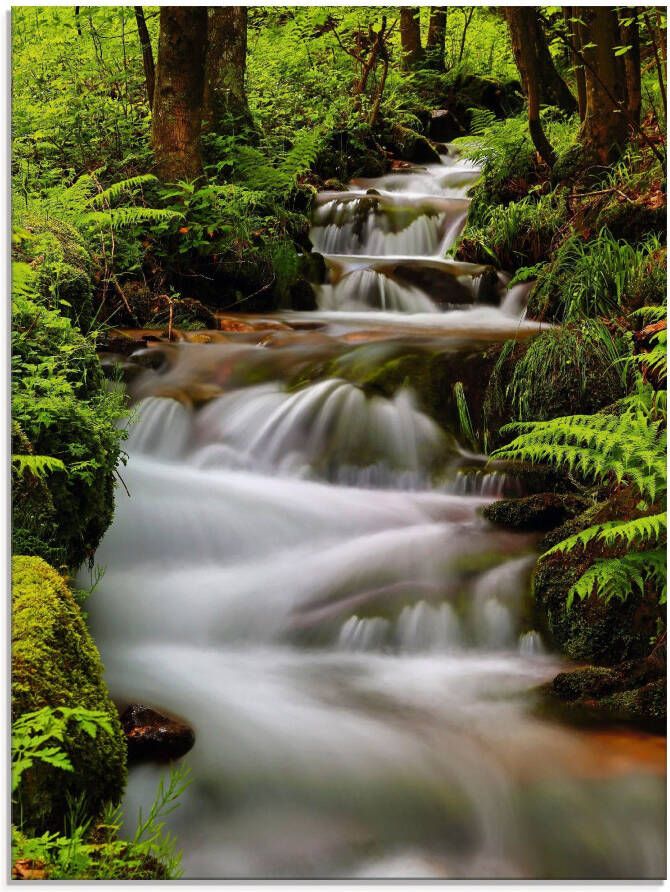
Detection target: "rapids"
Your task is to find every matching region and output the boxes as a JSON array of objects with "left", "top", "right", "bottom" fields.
[{"left": 86, "top": 150, "right": 665, "bottom": 879}]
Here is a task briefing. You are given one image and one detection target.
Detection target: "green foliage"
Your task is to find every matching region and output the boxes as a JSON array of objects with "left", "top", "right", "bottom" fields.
[
  {"left": 530, "top": 229, "right": 666, "bottom": 321},
  {"left": 454, "top": 112, "right": 578, "bottom": 228},
  {"left": 453, "top": 381, "right": 478, "bottom": 451},
  {"left": 485, "top": 320, "right": 628, "bottom": 430},
  {"left": 460, "top": 191, "right": 568, "bottom": 269},
  {"left": 12, "top": 764, "right": 191, "bottom": 880},
  {"left": 12, "top": 273, "right": 126, "bottom": 568},
  {"left": 12, "top": 453, "right": 66, "bottom": 479},
  {"left": 492, "top": 405, "right": 666, "bottom": 608},
  {"left": 13, "top": 706, "right": 114, "bottom": 795}
]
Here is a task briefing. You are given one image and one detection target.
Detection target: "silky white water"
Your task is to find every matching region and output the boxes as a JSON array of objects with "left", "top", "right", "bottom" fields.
[{"left": 86, "top": 149, "right": 665, "bottom": 879}]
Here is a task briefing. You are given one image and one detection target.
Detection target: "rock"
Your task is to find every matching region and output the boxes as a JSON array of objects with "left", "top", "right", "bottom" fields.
[
  {"left": 428, "top": 109, "right": 467, "bottom": 143},
  {"left": 322, "top": 178, "right": 347, "bottom": 192},
  {"left": 120, "top": 704, "right": 195, "bottom": 764},
  {"left": 482, "top": 493, "right": 590, "bottom": 532},
  {"left": 387, "top": 125, "right": 442, "bottom": 165},
  {"left": 543, "top": 656, "right": 666, "bottom": 731},
  {"left": 476, "top": 268, "right": 501, "bottom": 305},
  {"left": 12, "top": 556, "right": 127, "bottom": 833}
]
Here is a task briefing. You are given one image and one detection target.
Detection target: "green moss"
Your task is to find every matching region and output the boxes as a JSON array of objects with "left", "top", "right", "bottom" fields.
[
  {"left": 12, "top": 556, "right": 126, "bottom": 833},
  {"left": 532, "top": 535, "right": 663, "bottom": 664},
  {"left": 481, "top": 493, "right": 590, "bottom": 532}
]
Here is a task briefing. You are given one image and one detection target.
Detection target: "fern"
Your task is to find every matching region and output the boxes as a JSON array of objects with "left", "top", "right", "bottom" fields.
[
  {"left": 12, "top": 453, "right": 66, "bottom": 479},
  {"left": 567, "top": 549, "right": 667, "bottom": 609},
  {"left": 90, "top": 175, "right": 159, "bottom": 209},
  {"left": 492, "top": 406, "right": 666, "bottom": 607},
  {"left": 493, "top": 411, "right": 665, "bottom": 503},
  {"left": 82, "top": 207, "right": 183, "bottom": 230}
]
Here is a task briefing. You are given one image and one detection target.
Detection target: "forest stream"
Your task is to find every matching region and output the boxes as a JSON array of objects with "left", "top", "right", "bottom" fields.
[{"left": 84, "top": 151, "right": 665, "bottom": 880}]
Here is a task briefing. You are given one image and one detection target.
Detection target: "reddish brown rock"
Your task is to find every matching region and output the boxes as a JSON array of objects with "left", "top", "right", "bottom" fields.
[{"left": 120, "top": 704, "right": 195, "bottom": 764}]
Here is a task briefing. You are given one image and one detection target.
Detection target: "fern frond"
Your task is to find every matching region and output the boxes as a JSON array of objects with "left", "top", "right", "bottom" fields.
[
  {"left": 89, "top": 175, "right": 159, "bottom": 209},
  {"left": 567, "top": 549, "right": 666, "bottom": 608},
  {"left": 12, "top": 453, "right": 66, "bottom": 478}
]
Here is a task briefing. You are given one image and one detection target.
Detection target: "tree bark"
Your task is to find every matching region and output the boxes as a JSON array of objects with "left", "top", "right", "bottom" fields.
[
  {"left": 134, "top": 6, "right": 155, "bottom": 108},
  {"left": 503, "top": 7, "right": 556, "bottom": 167},
  {"left": 151, "top": 7, "right": 208, "bottom": 182},
  {"left": 426, "top": 7, "right": 446, "bottom": 71},
  {"left": 619, "top": 8, "right": 641, "bottom": 127},
  {"left": 202, "top": 7, "right": 255, "bottom": 139},
  {"left": 400, "top": 8, "right": 424, "bottom": 70},
  {"left": 563, "top": 7, "right": 586, "bottom": 120},
  {"left": 579, "top": 8, "right": 629, "bottom": 164}
]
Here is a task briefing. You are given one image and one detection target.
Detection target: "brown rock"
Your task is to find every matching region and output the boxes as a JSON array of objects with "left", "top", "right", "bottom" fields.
[{"left": 120, "top": 704, "right": 195, "bottom": 764}]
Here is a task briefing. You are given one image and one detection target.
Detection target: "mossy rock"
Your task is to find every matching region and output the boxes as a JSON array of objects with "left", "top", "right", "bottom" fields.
[
  {"left": 12, "top": 556, "right": 127, "bottom": 833},
  {"left": 483, "top": 323, "right": 626, "bottom": 447},
  {"left": 542, "top": 654, "right": 666, "bottom": 731},
  {"left": 482, "top": 493, "right": 590, "bottom": 532},
  {"left": 531, "top": 508, "right": 663, "bottom": 665},
  {"left": 386, "top": 125, "right": 441, "bottom": 164}
]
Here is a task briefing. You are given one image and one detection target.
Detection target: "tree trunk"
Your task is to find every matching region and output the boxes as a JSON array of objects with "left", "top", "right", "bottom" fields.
[
  {"left": 426, "top": 7, "right": 446, "bottom": 71},
  {"left": 563, "top": 7, "right": 586, "bottom": 120},
  {"left": 619, "top": 8, "right": 641, "bottom": 127},
  {"left": 503, "top": 7, "right": 556, "bottom": 167},
  {"left": 134, "top": 6, "right": 155, "bottom": 107},
  {"left": 151, "top": 6, "right": 208, "bottom": 182},
  {"left": 400, "top": 8, "right": 424, "bottom": 70},
  {"left": 521, "top": 8, "right": 577, "bottom": 114},
  {"left": 579, "top": 8, "right": 629, "bottom": 165},
  {"left": 202, "top": 7, "right": 255, "bottom": 139}
]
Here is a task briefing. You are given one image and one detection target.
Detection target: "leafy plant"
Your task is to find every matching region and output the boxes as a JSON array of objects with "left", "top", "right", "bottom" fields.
[
  {"left": 12, "top": 706, "right": 114, "bottom": 796},
  {"left": 492, "top": 406, "right": 666, "bottom": 608}
]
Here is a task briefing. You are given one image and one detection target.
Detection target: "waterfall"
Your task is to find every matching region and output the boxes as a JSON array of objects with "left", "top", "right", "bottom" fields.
[{"left": 85, "top": 148, "right": 665, "bottom": 881}]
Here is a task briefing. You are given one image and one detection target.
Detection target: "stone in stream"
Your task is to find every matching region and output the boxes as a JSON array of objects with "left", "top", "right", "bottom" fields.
[
  {"left": 120, "top": 704, "right": 195, "bottom": 764},
  {"left": 482, "top": 493, "right": 590, "bottom": 532}
]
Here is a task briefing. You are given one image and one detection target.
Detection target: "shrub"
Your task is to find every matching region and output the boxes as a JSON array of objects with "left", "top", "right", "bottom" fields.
[
  {"left": 484, "top": 320, "right": 628, "bottom": 436},
  {"left": 528, "top": 229, "right": 666, "bottom": 322},
  {"left": 12, "top": 269, "right": 126, "bottom": 569}
]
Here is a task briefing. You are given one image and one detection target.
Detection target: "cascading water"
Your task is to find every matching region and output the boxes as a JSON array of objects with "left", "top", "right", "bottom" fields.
[{"left": 86, "top": 148, "right": 665, "bottom": 879}]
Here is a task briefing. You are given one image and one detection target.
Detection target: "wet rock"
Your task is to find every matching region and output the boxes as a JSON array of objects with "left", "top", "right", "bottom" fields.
[
  {"left": 482, "top": 493, "right": 590, "bottom": 533},
  {"left": 120, "top": 704, "right": 195, "bottom": 764},
  {"left": 428, "top": 109, "right": 467, "bottom": 143},
  {"left": 387, "top": 125, "right": 442, "bottom": 165},
  {"left": 543, "top": 654, "right": 666, "bottom": 731}
]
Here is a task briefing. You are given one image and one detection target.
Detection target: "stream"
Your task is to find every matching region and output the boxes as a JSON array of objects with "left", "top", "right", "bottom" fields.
[{"left": 86, "top": 151, "right": 665, "bottom": 879}]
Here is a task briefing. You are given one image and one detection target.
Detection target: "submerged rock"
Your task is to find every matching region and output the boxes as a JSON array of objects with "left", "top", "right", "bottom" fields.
[{"left": 120, "top": 704, "right": 195, "bottom": 764}]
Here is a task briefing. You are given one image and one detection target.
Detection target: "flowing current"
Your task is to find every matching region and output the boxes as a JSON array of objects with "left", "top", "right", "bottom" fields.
[{"left": 87, "top": 152, "right": 665, "bottom": 879}]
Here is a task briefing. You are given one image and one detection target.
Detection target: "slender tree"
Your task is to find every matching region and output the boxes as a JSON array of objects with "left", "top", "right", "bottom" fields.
[
  {"left": 502, "top": 7, "right": 556, "bottom": 166},
  {"left": 619, "top": 8, "right": 641, "bottom": 127},
  {"left": 134, "top": 6, "right": 155, "bottom": 107},
  {"left": 400, "top": 8, "right": 424, "bottom": 70},
  {"left": 562, "top": 7, "right": 586, "bottom": 121},
  {"left": 202, "top": 7, "right": 255, "bottom": 139},
  {"left": 426, "top": 7, "right": 447, "bottom": 71},
  {"left": 579, "top": 7, "right": 629, "bottom": 164},
  {"left": 151, "top": 6, "right": 208, "bottom": 182}
]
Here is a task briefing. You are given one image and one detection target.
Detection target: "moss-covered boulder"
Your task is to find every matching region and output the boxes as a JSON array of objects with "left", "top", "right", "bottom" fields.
[
  {"left": 386, "top": 124, "right": 442, "bottom": 164},
  {"left": 482, "top": 493, "right": 590, "bottom": 532},
  {"left": 483, "top": 322, "right": 627, "bottom": 448},
  {"left": 12, "top": 556, "right": 126, "bottom": 833},
  {"left": 531, "top": 504, "right": 664, "bottom": 664},
  {"left": 541, "top": 645, "right": 666, "bottom": 731}
]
